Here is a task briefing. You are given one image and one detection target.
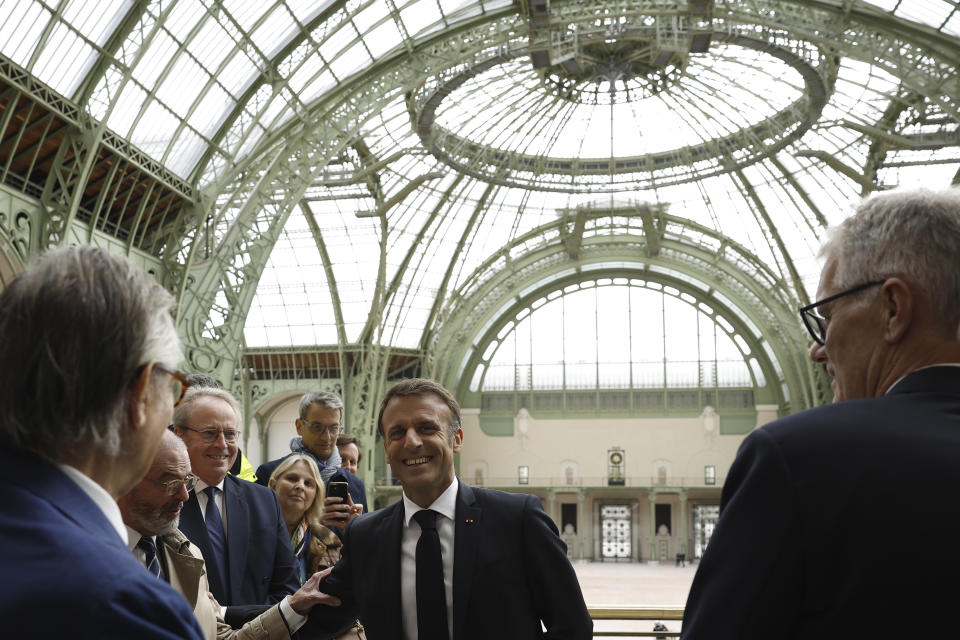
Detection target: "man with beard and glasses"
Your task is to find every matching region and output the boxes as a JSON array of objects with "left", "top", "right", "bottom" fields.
[{"left": 120, "top": 430, "right": 340, "bottom": 640}]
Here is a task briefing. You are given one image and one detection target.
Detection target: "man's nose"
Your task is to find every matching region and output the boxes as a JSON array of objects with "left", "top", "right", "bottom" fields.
[
  {"left": 175, "top": 482, "right": 190, "bottom": 501},
  {"left": 809, "top": 340, "right": 827, "bottom": 364},
  {"left": 403, "top": 428, "right": 422, "bottom": 447}
]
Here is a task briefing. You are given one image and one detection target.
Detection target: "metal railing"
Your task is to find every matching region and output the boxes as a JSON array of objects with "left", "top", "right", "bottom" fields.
[{"left": 589, "top": 605, "right": 684, "bottom": 638}]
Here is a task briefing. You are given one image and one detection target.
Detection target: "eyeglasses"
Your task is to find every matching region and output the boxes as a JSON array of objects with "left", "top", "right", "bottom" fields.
[
  {"left": 155, "top": 366, "right": 190, "bottom": 407},
  {"left": 177, "top": 425, "right": 240, "bottom": 444},
  {"left": 799, "top": 280, "right": 885, "bottom": 346},
  {"left": 304, "top": 421, "right": 342, "bottom": 437},
  {"left": 151, "top": 474, "right": 197, "bottom": 496}
]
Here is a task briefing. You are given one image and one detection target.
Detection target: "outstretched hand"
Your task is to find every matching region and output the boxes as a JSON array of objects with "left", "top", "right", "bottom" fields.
[{"left": 289, "top": 567, "right": 342, "bottom": 615}]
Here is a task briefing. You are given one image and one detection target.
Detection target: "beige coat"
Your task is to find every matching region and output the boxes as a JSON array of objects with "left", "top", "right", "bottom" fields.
[{"left": 162, "top": 529, "right": 291, "bottom": 640}]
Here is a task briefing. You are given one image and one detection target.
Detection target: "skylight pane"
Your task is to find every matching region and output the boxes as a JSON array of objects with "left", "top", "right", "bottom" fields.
[
  {"left": 895, "top": 1, "right": 955, "bottom": 28},
  {"left": 133, "top": 29, "right": 178, "bottom": 88},
  {"left": 399, "top": 1, "right": 444, "bottom": 38},
  {"left": 109, "top": 83, "right": 148, "bottom": 136},
  {"left": 0, "top": 1, "right": 48, "bottom": 69},
  {"left": 62, "top": 0, "right": 129, "bottom": 46},
  {"left": 189, "top": 83, "right": 235, "bottom": 136},
  {"left": 31, "top": 23, "right": 95, "bottom": 96},
  {"left": 187, "top": 16, "right": 237, "bottom": 75},
  {"left": 156, "top": 53, "right": 209, "bottom": 116},
  {"left": 165, "top": 127, "right": 207, "bottom": 176},
  {"left": 250, "top": 6, "right": 297, "bottom": 58},
  {"left": 363, "top": 20, "right": 404, "bottom": 61},
  {"left": 130, "top": 99, "right": 180, "bottom": 159},
  {"left": 218, "top": 48, "right": 260, "bottom": 97}
]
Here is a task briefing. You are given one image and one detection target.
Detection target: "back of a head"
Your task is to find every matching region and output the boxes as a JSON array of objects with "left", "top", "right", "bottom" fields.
[
  {"left": 0, "top": 245, "right": 182, "bottom": 460},
  {"left": 823, "top": 186, "right": 960, "bottom": 332}
]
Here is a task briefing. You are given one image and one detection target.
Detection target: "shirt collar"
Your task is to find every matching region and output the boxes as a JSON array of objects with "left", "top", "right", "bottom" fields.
[
  {"left": 885, "top": 363, "right": 960, "bottom": 394},
  {"left": 125, "top": 525, "right": 143, "bottom": 551},
  {"left": 193, "top": 476, "right": 226, "bottom": 494},
  {"left": 402, "top": 476, "right": 459, "bottom": 527},
  {"left": 56, "top": 463, "right": 128, "bottom": 544}
]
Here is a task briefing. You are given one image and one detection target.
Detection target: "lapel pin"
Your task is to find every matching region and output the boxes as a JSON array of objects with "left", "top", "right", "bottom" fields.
[{"left": 465, "top": 518, "right": 474, "bottom": 524}]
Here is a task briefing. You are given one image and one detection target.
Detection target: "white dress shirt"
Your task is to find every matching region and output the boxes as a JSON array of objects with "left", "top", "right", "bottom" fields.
[
  {"left": 400, "top": 477, "right": 458, "bottom": 640},
  {"left": 57, "top": 463, "right": 127, "bottom": 543}
]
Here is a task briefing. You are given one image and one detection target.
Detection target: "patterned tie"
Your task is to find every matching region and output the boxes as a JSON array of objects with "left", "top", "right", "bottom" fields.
[
  {"left": 203, "top": 486, "right": 229, "bottom": 601},
  {"left": 413, "top": 509, "right": 448, "bottom": 640},
  {"left": 137, "top": 536, "right": 162, "bottom": 579}
]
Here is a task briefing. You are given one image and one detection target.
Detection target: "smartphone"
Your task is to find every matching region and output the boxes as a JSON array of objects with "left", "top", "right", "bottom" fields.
[{"left": 327, "top": 482, "right": 349, "bottom": 521}]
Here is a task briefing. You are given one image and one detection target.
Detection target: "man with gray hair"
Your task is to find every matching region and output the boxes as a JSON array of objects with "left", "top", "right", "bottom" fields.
[
  {"left": 255, "top": 391, "right": 367, "bottom": 527},
  {"left": 173, "top": 386, "right": 300, "bottom": 629},
  {"left": 0, "top": 245, "right": 203, "bottom": 639},
  {"left": 681, "top": 186, "right": 960, "bottom": 639}
]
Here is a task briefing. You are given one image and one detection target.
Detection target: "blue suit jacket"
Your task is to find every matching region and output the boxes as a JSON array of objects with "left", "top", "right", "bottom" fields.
[
  {"left": 682, "top": 365, "right": 960, "bottom": 639},
  {"left": 0, "top": 448, "right": 204, "bottom": 640},
  {"left": 305, "top": 482, "right": 593, "bottom": 640},
  {"left": 178, "top": 474, "right": 299, "bottom": 628}
]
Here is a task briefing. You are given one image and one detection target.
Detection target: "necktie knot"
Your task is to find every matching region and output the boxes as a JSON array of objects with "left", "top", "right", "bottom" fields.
[
  {"left": 413, "top": 509, "right": 438, "bottom": 531},
  {"left": 204, "top": 486, "right": 218, "bottom": 500}
]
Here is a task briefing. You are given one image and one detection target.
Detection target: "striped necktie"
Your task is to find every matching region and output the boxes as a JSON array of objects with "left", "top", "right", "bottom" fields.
[
  {"left": 203, "top": 486, "right": 229, "bottom": 601},
  {"left": 137, "top": 536, "right": 162, "bottom": 579}
]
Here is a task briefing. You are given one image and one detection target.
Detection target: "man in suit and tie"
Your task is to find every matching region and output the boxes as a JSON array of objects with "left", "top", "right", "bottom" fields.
[
  {"left": 120, "top": 430, "right": 340, "bottom": 639},
  {"left": 255, "top": 391, "right": 367, "bottom": 528},
  {"left": 681, "top": 186, "right": 960, "bottom": 639},
  {"left": 0, "top": 245, "right": 204, "bottom": 639},
  {"left": 174, "top": 386, "right": 301, "bottom": 628},
  {"left": 308, "top": 378, "right": 593, "bottom": 640}
]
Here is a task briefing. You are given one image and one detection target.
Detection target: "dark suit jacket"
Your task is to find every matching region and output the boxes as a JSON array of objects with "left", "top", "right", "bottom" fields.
[
  {"left": 178, "top": 473, "right": 299, "bottom": 628},
  {"left": 256, "top": 452, "right": 368, "bottom": 514},
  {"left": 0, "top": 447, "right": 204, "bottom": 640},
  {"left": 681, "top": 365, "right": 960, "bottom": 639},
  {"left": 307, "top": 481, "right": 593, "bottom": 640}
]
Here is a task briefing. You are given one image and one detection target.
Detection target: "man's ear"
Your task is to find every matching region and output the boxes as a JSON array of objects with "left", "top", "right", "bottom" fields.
[
  {"left": 383, "top": 438, "right": 391, "bottom": 464},
  {"left": 452, "top": 427, "right": 464, "bottom": 454},
  {"left": 128, "top": 363, "right": 156, "bottom": 431},
  {"left": 295, "top": 418, "right": 304, "bottom": 436},
  {"left": 881, "top": 277, "right": 914, "bottom": 343}
]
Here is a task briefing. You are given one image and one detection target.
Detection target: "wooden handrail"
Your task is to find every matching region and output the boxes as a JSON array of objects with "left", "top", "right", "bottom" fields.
[
  {"left": 588, "top": 605, "right": 684, "bottom": 638},
  {"left": 588, "top": 605, "right": 684, "bottom": 620}
]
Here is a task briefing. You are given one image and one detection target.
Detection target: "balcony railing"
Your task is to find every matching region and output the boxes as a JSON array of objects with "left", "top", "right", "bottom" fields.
[
  {"left": 376, "top": 476, "right": 723, "bottom": 489},
  {"left": 589, "top": 605, "right": 683, "bottom": 638}
]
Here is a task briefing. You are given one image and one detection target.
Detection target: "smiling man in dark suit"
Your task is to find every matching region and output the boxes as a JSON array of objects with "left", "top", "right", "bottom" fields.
[
  {"left": 309, "top": 377, "right": 592, "bottom": 640},
  {"left": 681, "top": 187, "right": 960, "bottom": 639},
  {"left": 173, "top": 386, "right": 300, "bottom": 629}
]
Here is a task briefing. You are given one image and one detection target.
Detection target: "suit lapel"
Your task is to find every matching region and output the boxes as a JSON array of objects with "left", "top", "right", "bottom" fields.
[
  {"left": 224, "top": 476, "right": 250, "bottom": 602},
  {"left": 178, "top": 490, "right": 224, "bottom": 599},
  {"left": 373, "top": 501, "right": 405, "bottom": 636},
  {"left": 452, "top": 482, "right": 481, "bottom": 640}
]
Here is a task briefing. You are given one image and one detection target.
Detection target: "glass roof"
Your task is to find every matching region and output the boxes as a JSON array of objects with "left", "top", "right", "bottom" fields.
[{"left": 0, "top": 1, "right": 957, "bottom": 363}]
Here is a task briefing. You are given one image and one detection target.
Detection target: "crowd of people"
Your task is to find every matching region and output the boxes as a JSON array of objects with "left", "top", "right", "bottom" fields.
[{"left": 0, "top": 186, "right": 958, "bottom": 640}]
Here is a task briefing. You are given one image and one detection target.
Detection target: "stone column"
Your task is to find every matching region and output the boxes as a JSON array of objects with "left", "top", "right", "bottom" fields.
[
  {"left": 577, "top": 489, "right": 586, "bottom": 561},
  {"left": 678, "top": 490, "right": 688, "bottom": 559},
  {"left": 648, "top": 489, "right": 658, "bottom": 564}
]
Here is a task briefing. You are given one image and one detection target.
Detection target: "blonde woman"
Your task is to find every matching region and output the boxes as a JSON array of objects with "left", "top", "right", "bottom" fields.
[{"left": 268, "top": 454, "right": 341, "bottom": 582}]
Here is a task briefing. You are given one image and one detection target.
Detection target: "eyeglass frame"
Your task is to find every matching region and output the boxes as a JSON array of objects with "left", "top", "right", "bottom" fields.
[
  {"left": 151, "top": 473, "right": 198, "bottom": 496},
  {"left": 177, "top": 424, "right": 241, "bottom": 444},
  {"left": 302, "top": 421, "right": 343, "bottom": 437},
  {"left": 798, "top": 279, "right": 886, "bottom": 346},
  {"left": 154, "top": 365, "right": 190, "bottom": 407}
]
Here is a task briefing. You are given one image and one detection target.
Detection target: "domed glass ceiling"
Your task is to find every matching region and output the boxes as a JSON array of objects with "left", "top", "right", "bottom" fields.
[{"left": 0, "top": 1, "right": 958, "bottom": 397}]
